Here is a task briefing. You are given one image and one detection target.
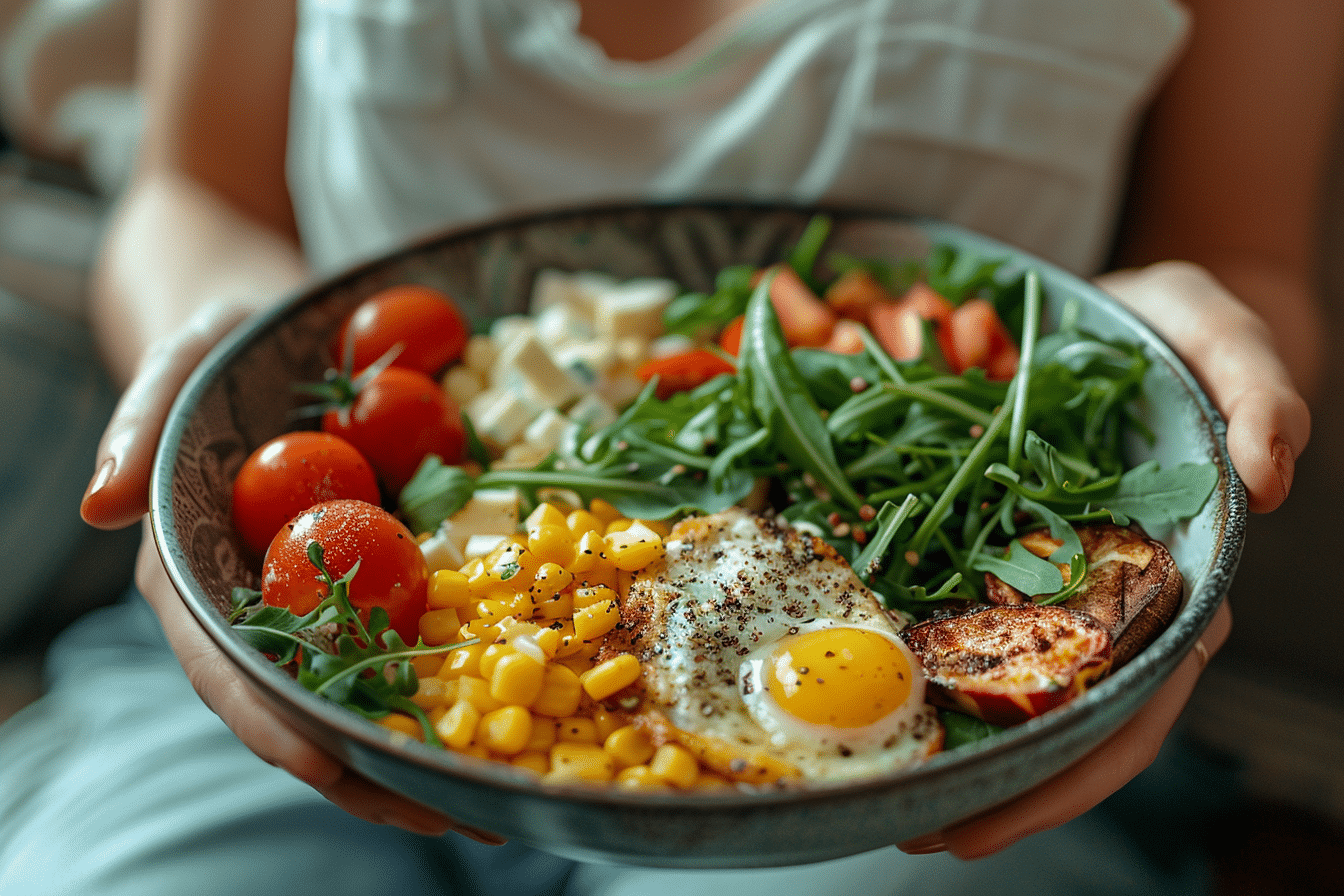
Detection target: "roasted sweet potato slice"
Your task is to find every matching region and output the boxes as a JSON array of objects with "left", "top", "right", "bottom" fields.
[
  {"left": 984, "top": 524, "right": 1183, "bottom": 667},
  {"left": 900, "top": 605, "right": 1113, "bottom": 727}
]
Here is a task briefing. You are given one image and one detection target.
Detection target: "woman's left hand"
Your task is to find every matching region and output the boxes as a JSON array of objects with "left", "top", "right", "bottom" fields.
[{"left": 901, "top": 257, "right": 1307, "bottom": 857}]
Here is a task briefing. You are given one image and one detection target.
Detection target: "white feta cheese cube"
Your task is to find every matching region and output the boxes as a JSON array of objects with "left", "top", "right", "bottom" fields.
[
  {"left": 489, "top": 314, "right": 535, "bottom": 349},
  {"left": 566, "top": 392, "right": 617, "bottom": 431},
  {"left": 534, "top": 299, "right": 595, "bottom": 348},
  {"left": 463, "top": 533, "right": 508, "bottom": 560},
  {"left": 553, "top": 341, "right": 617, "bottom": 379},
  {"left": 468, "top": 388, "right": 533, "bottom": 447},
  {"left": 593, "top": 278, "right": 676, "bottom": 342},
  {"left": 450, "top": 488, "right": 521, "bottom": 539},
  {"left": 420, "top": 522, "right": 466, "bottom": 572},
  {"left": 492, "top": 331, "right": 585, "bottom": 410},
  {"left": 524, "top": 407, "right": 571, "bottom": 451},
  {"left": 443, "top": 365, "right": 485, "bottom": 406}
]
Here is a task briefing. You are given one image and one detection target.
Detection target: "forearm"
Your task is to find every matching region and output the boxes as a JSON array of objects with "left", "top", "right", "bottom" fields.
[{"left": 90, "top": 169, "right": 310, "bottom": 389}]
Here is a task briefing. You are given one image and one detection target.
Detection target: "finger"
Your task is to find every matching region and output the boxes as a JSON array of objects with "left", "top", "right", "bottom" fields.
[
  {"left": 135, "top": 523, "right": 502, "bottom": 841},
  {"left": 902, "top": 600, "right": 1232, "bottom": 859},
  {"left": 81, "top": 303, "right": 252, "bottom": 530},
  {"left": 1095, "top": 263, "right": 1310, "bottom": 513}
]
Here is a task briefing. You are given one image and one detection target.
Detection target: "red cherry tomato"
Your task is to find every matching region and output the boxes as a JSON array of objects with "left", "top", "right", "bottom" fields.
[
  {"left": 332, "top": 284, "right": 470, "bottom": 375},
  {"left": 322, "top": 365, "right": 466, "bottom": 494},
  {"left": 232, "top": 431, "right": 382, "bottom": 557},
  {"left": 261, "top": 499, "right": 428, "bottom": 644},
  {"left": 635, "top": 349, "right": 736, "bottom": 400}
]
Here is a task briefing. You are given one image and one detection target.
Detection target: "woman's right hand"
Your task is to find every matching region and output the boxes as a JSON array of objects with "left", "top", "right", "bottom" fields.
[{"left": 79, "top": 303, "right": 504, "bottom": 844}]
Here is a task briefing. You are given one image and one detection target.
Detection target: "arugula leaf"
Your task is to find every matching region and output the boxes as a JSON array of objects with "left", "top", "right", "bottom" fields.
[
  {"left": 971, "top": 539, "right": 1065, "bottom": 596},
  {"left": 1106, "top": 460, "right": 1220, "bottom": 530},
  {"left": 399, "top": 456, "right": 477, "bottom": 535},
  {"left": 738, "top": 273, "right": 864, "bottom": 513}
]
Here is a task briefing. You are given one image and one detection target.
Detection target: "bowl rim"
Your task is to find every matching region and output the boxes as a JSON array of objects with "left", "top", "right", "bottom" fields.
[{"left": 150, "top": 198, "right": 1246, "bottom": 814}]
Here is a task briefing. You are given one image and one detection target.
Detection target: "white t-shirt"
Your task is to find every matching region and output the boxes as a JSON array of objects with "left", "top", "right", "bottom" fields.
[{"left": 288, "top": 0, "right": 1187, "bottom": 277}]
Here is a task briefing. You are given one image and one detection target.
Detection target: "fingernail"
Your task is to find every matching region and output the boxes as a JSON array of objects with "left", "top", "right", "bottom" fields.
[
  {"left": 85, "top": 457, "right": 115, "bottom": 501},
  {"left": 899, "top": 834, "right": 947, "bottom": 855},
  {"left": 1271, "top": 437, "right": 1294, "bottom": 501}
]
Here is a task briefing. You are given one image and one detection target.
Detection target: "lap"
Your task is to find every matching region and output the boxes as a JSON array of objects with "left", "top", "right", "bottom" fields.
[
  {"left": 0, "top": 591, "right": 1227, "bottom": 896},
  {"left": 0, "top": 592, "right": 572, "bottom": 896}
]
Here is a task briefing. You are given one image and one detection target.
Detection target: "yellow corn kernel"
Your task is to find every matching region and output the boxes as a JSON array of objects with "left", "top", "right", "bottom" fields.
[
  {"left": 513, "top": 592, "right": 541, "bottom": 619},
  {"left": 439, "top": 641, "right": 486, "bottom": 679},
  {"left": 546, "top": 743, "right": 615, "bottom": 784},
  {"left": 478, "top": 642, "right": 510, "bottom": 680},
  {"left": 569, "top": 530, "right": 609, "bottom": 574},
  {"left": 603, "top": 724, "right": 655, "bottom": 768},
  {"left": 524, "top": 716, "right": 558, "bottom": 752},
  {"left": 490, "top": 651, "right": 547, "bottom": 706},
  {"left": 428, "top": 569, "right": 472, "bottom": 609},
  {"left": 574, "top": 563, "right": 619, "bottom": 591},
  {"left": 604, "top": 522, "right": 665, "bottom": 572},
  {"left": 478, "top": 705, "right": 533, "bottom": 756},
  {"left": 614, "top": 765, "right": 671, "bottom": 791},
  {"left": 456, "top": 675, "right": 504, "bottom": 714},
  {"left": 641, "top": 518, "right": 672, "bottom": 538},
  {"left": 377, "top": 713, "right": 425, "bottom": 742},
  {"left": 649, "top": 743, "right": 699, "bottom": 789},
  {"left": 530, "top": 662, "right": 583, "bottom": 718},
  {"left": 435, "top": 700, "right": 482, "bottom": 751},
  {"left": 418, "top": 608, "right": 463, "bottom": 646},
  {"left": 602, "top": 518, "right": 634, "bottom": 535},
  {"left": 533, "top": 590, "right": 574, "bottom": 621},
  {"left": 525, "top": 502, "right": 568, "bottom": 532},
  {"left": 563, "top": 640, "right": 601, "bottom": 668},
  {"left": 552, "top": 716, "right": 599, "bottom": 744},
  {"left": 411, "top": 675, "right": 453, "bottom": 710},
  {"left": 571, "top": 585, "right": 617, "bottom": 612},
  {"left": 566, "top": 509, "right": 604, "bottom": 537},
  {"left": 511, "top": 751, "right": 551, "bottom": 776},
  {"left": 534, "top": 626, "right": 562, "bottom": 658},
  {"left": 573, "top": 599, "right": 620, "bottom": 643},
  {"left": 592, "top": 708, "right": 627, "bottom": 742},
  {"left": 471, "top": 598, "right": 510, "bottom": 625},
  {"left": 410, "top": 652, "right": 445, "bottom": 678},
  {"left": 580, "top": 654, "right": 642, "bottom": 701},
  {"left": 493, "top": 545, "right": 541, "bottom": 592},
  {"left": 549, "top": 620, "right": 582, "bottom": 658},
  {"left": 693, "top": 772, "right": 734, "bottom": 791},
  {"left": 457, "top": 742, "right": 492, "bottom": 760},
  {"left": 459, "top": 617, "right": 505, "bottom": 644},
  {"left": 529, "top": 563, "right": 575, "bottom": 602},
  {"left": 588, "top": 498, "right": 625, "bottom": 528},
  {"left": 527, "top": 523, "right": 577, "bottom": 568}
]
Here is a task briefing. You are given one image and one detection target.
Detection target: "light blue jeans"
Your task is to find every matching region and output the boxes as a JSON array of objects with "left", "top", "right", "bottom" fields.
[{"left": 0, "top": 289, "right": 1225, "bottom": 896}]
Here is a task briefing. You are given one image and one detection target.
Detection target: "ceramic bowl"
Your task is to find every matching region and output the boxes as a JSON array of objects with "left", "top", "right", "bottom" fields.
[{"left": 151, "top": 202, "right": 1244, "bottom": 869}]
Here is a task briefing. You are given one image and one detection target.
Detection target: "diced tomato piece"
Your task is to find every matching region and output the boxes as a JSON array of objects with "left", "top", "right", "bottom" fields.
[
  {"left": 822, "top": 318, "right": 867, "bottom": 355},
  {"left": 635, "top": 349, "right": 736, "bottom": 400},
  {"left": 948, "top": 298, "right": 1019, "bottom": 380},
  {"left": 719, "top": 314, "right": 745, "bottom": 355},
  {"left": 823, "top": 269, "right": 895, "bottom": 322},
  {"left": 868, "top": 283, "right": 956, "bottom": 365},
  {"left": 753, "top": 265, "right": 837, "bottom": 348}
]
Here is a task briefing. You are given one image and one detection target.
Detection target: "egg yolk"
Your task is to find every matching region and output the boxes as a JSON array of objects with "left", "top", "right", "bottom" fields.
[{"left": 764, "top": 628, "right": 913, "bottom": 728}]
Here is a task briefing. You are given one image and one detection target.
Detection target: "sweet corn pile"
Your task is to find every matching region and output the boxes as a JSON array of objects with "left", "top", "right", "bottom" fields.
[{"left": 377, "top": 499, "right": 732, "bottom": 791}]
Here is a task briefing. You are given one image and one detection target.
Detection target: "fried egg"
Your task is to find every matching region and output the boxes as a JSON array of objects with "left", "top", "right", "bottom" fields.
[{"left": 616, "top": 508, "right": 943, "bottom": 783}]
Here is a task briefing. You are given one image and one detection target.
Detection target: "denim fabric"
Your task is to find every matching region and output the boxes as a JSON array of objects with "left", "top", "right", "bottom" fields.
[{"left": 0, "top": 287, "right": 123, "bottom": 639}]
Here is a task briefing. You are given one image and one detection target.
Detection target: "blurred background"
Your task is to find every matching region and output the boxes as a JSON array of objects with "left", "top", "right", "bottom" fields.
[{"left": 0, "top": 1, "right": 1339, "bottom": 891}]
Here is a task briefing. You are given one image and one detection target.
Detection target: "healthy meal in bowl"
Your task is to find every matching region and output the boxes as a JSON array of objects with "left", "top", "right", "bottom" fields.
[{"left": 220, "top": 216, "right": 1217, "bottom": 792}]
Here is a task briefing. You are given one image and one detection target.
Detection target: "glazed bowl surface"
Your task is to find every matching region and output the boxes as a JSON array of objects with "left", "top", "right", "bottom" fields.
[{"left": 151, "top": 202, "right": 1243, "bottom": 869}]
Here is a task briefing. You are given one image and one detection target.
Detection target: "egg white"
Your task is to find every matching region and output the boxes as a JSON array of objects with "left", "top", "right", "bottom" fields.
[{"left": 622, "top": 508, "right": 943, "bottom": 783}]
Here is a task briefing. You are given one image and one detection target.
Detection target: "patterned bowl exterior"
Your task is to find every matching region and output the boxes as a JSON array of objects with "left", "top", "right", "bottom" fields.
[{"left": 151, "top": 202, "right": 1244, "bottom": 868}]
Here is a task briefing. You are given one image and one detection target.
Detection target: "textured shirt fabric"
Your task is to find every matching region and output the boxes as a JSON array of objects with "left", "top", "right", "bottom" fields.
[{"left": 288, "top": 0, "right": 1188, "bottom": 279}]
